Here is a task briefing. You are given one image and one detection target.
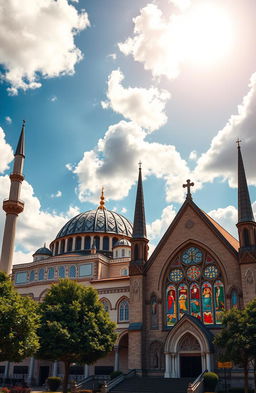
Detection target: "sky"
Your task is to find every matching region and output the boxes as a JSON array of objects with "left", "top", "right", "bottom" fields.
[{"left": 0, "top": 0, "right": 256, "bottom": 264}]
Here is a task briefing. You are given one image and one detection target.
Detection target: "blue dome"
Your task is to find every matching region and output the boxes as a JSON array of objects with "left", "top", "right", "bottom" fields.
[
  {"left": 56, "top": 208, "right": 133, "bottom": 239},
  {"left": 33, "top": 246, "right": 52, "bottom": 256}
]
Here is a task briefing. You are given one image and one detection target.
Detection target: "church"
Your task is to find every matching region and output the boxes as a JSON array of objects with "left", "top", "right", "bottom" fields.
[{"left": 0, "top": 122, "right": 256, "bottom": 386}]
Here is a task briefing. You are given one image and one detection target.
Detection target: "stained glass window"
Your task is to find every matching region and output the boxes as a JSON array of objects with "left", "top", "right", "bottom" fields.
[
  {"left": 231, "top": 289, "right": 238, "bottom": 308},
  {"left": 165, "top": 246, "right": 225, "bottom": 327},
  {"left": 58, "top": 266, "right": 65, "bottom": 278},
  {"left": 169, "top": 269, "right": 183, "bottom": 282}
]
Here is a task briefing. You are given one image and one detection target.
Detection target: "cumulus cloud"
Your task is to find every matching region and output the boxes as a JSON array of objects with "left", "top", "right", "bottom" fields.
[
  {"left": 0, "top": 0, "right": 90, "bottom": 94},
  {"left": 207, "top": 205, "right": 238, "bottom": 239},
  {"left": 51, "top": 190, "right": 62, "bottom": 198},
  {"left": 73, "top": 120, "right": 192, "bottom": 204},
  {"left": 195, "top": 72, "right": 256, "bottom": 187},
  {"left": 101, "top": 69, "right": 170, "bottom": 132},
  {"left": 147, "top": 205, "right": 176, "bottom": 244},
  {"left": 169, "top": 0, "right": 191, "bottom": 11},
  {"left": 50, "top": 96, "right": 58, "bottom": 102},
  {"left": 5, "top": 116, "right": 12, "bottom": 124},
  {"left": 0, "top": 127, "right": 13, "bottom": 173},
  {"left": 189, "top": 150, "right": 197, "bottom": 161}
]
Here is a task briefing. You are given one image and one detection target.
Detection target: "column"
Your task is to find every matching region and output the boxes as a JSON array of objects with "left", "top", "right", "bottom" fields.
[
  {"left": 206, "top": 353, "right": 211, "bottom": 371},
  {"left": 164, "top": 353, "right": 170, "bottom": 378},
  {"left": 109, "top": 237, "right": 113, "bottom": 251},
  {"left": 27, "top": 357, "right": 35, "bottom": 385},
  {"left": 72, "top": 237, "right": 76, "bottom": 251},
  {"left": 64, "top": 238, "right": 68, "bottom": 253},
  {"left": 52, "top": 361, "right": 58, "bottom": 376},
  {"left": 90, "top": 236, "right": 94, "bottom": 248},
  {"left": 84, "top": 364, "right": 89, "bottom": 379},
  {"left": 99, "top": 236, "right": 103, "bottom": 251},
  {"left": 81, "top": 236, "right": 85, "bottom": 250},
  {"left": 201, "top": 353, "right": 206, "bottom": 371},
  {"left": 170, "top": 354, "right": 175, "bottom": 378},
  {"left": 114, "top": 347, "right": 119, "bottom": 371},
  {"left": 4, "top": 361, "right": 10, "bottom": 380}
]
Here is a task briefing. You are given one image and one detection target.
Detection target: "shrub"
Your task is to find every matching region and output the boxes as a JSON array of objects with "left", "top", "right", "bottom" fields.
[
  {"left": 110, "top": 370, "right": 123, "bottom": 380},
  {"left": 203, "top": 372, "right": 219, "bottom": 392},
  {"left": 0, "top": 388, "right": 10, "bottom": 393},
  {"left": 47, "top": 377, "right": 62, "bottom": 392}
]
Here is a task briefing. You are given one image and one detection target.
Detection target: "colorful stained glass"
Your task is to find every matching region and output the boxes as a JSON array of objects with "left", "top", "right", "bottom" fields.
[
  {"left": 178, "top": 284, "right": 188, "bottom": 319},
  {"left": 202, "top": 282, "right": 213, "bottom": 324},
  {"left": 166, "top": 285, "right": 177, "bottom": 326},
  {"left": 190, "top": 283, "right": 201, "bottom": 319},
  {"left": 182, "top": 247, "right": 203, "bottom": 265},
  {"left": 187, "top": 265, "right": 201, "bottom": 281},
  {"left": 204, "top": 265, "right": 219, "bottom": 279},
  {"left": 169, "top": 269, "right": 184, "bottom": 282},
  {"left": 214, "top": 280, "right": 225, "bottom": 324}
]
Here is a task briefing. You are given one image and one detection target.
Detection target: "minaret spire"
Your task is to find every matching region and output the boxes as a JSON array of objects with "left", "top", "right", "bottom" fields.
[
  {"left": 132, "top": 162, "right": 147, "bottom": 239},
  {"left": 237, "top": 140, "right": 254, "bottom": 223},
  {"left": 0, "top": 121, "right": 25, "bottom": 274}
]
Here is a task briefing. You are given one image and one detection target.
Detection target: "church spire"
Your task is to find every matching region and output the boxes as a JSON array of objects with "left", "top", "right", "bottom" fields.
[
  {"left": 15, "top": 120, "right": 25, "bottom": 157},
  {"left": 132, "top": 162, "right": 147, "bottom": 239},
  {"left": 237, "top": 140, "right": 254, "bottom": 223}
]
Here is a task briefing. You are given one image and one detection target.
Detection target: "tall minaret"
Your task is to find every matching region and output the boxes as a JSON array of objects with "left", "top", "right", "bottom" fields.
[
  {"left": 0, "top": 121, "right": 25, "bottom": 274},
  {"left": 236, "top": 139, "right": 256, "bottom": 251}
]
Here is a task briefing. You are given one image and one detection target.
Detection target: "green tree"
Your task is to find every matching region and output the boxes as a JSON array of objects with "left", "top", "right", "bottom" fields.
[
  {"left": 0, "top": 271, "right": 40, "bottom": 362},
  {"left": 214, "top": 307, "right": 250, "bottom": 393},
  {"left": 244, "top": 299, "right": 256, "bottom": 393},
  {"left": 37, "top": 279, "right": 117, "bottom": 393}
]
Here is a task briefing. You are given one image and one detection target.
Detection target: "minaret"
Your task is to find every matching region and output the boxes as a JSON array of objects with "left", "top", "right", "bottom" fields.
[
  {"left": 0, "top": 121, "right": 25, "bottom": 274},
  {"left": 131, "top": 162, "right": 148, "bottom": 264},
  {"left": 236, "top": 139, "right": 256, "bottom": 252}
]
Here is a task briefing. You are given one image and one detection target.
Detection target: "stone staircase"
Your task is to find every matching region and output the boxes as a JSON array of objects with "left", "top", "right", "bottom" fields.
[{"left": 110, "top": 376, "right": 192, "bottom": 393}]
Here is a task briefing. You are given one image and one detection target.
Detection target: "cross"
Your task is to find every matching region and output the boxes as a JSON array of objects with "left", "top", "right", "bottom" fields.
[
  {"left": 236, "top": 138, "right": 242, "bottom": 148},
  {"left": 183, "top": 179, "right": 194, "bottom": 199},
  {"left": 138, "top": 161, "right": 142, "bottom": 169}
]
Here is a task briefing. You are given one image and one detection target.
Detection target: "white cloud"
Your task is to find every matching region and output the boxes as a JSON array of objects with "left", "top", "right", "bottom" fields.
[
  {"left": 73, "top": 120, "right": 191, "bottom": 204},
  {"left": 121, "top": 207, "right": 127, "bottom": 213},
  {"left": 5, "top": 116, "right": 12, "bottom": 124},
  {"left": 147, "top": 205, "right": 176, "bottom": 244},
  {"left": 50, "top": 96, "right": 58, "bottom": 102},
  {"left": 0, "top": 0, "right": 90, "bottom": 94},
  {"left": 108, "top": 53, "right": 117, "bottom": 60},
  {"left": 51, "top": 190, "right": 62, "bottom": 198},
  {"left": 0, "top": 127, "right": 13, "bottom": 173},
  {"left": 207, "top": 205, "right": 238, "bottom": 239},
  {"left": 189, "top": 150, "right": 197, "bottom": 161},
  {"left": 195, "top": 73, "right": 256, "bottom": 187},
  {"left": 101, "top": 69, "right": 170, "bottom": 132},
  {"left": 169, "top": 0, "right": 191, "bottom": 11}
]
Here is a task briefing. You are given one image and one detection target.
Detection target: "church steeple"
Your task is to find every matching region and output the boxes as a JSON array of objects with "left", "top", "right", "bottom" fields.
[
  {"left": 237, "top": 140, "right": 254, "bottom": 223},
  {"left": 236, "top": 140, "right": 256, "bottom": 253},
  {"left": 132, "top": 162, "right": 147, "bottom": 239},
  {"left": 0, "top": 121, "right": 25, "bottom": 274}
]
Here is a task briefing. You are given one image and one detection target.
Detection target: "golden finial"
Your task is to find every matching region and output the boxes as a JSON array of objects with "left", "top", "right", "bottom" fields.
[{"left": 98, "top": 187, "right": 105, "bottom": 209}]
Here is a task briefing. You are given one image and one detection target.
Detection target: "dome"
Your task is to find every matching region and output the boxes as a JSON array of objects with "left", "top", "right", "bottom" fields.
[
  {"left": 33, "top": 246, "right": 52, "bottom": 256},
  {"left": 113, "top": 239, "right": 131, "bottom": 247},
  {"left": 56, "top": 208, "right": 133, "bottom": 239}
]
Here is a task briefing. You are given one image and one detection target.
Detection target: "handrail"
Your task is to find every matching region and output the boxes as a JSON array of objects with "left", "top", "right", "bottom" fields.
[
  {"left": 104, "top": 369, "right": 136, "bottom": 392},
  {"left": 76, "top": 375, "right": 94, "bottom": 389},
  {"left": 187, "top": 369, "right": 208, "bottom": 393}
]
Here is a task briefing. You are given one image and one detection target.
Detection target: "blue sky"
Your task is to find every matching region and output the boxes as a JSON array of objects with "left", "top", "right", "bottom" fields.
[{"left": 0, "top": 0, "right": 256, "bottom": 263}]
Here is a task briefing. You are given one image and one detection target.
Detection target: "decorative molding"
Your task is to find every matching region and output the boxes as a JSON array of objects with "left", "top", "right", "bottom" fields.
[
  {"left": 185, "top": 219, "right": 194, "bottom": 229},
  {"left": 97, "top": 286, "right": 130, "bottom": 295}
]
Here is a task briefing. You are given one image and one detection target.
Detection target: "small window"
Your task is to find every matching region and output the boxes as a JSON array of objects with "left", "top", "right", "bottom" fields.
[
  {"left": 67, "top": 237, "right": 73, "bottom": 252},
  {"left": 38, "top": 268, "right": 45, "bottom": 281},
  {"left": 103, "top": 236, "right": 109, "bottom": 250},
  {"left": 101, "top": 299, "right": 110, "bottom": 312},
  {"left": 85, "top": 236, "right": 91, "bottom": 250},
  {"left": 119, "top": 300, "right": 129, "bottom": 322},
  {"left": 48, "top": 267, "right": 54, "bottom": 280},
  {"left": 79, "top": 264, "right": 92, "bottom": 277},
  {"left": 55, "top": 241, "right": 59, "bottom": 255},
  {"left": 113, "top": 237, "right": 118, "bottom": 247},
  {"left": 60, "top": 239, "right": 65, "bottom": 254},
  {"left": 15, "top": 272, "right": 27, "bottom": 284},
  {"left": 121, "top": 268, "right": 128, "bottom": 276},
  {"left": 58, "top": 266, "right": 65, "bottom": 278},
  {"left": 69, "top": 265, "right": 76, "bottom": 278},
  {"left": 29, "top": 270, "right": 35, "bottom": 282},
  {"left": 121, "top": 249, "right": 125, "bottom": 257},
  {"left": 231, "top": 289, "right": 238, "bottom": 308},
  {"left": 94, "top": 236, "right": 100, "bottom": 250},
  {"left": 75, "top": 236, "right": 81, "bottom": 250}
]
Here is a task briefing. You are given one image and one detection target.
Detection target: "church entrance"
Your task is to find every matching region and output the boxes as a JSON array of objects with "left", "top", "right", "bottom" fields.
[{"left": 180, "top": 354, "right": 202, "bottom": 378}]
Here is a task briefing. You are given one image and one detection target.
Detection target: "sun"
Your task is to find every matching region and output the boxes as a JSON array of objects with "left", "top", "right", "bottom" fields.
[{"left": 175, "top": 2, "right": 234, "bottom": 67}]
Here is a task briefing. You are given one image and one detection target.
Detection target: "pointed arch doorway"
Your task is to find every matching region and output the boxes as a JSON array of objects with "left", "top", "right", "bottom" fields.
[{"left": 164, "top": 315, "right": 213, "bottom": 378}]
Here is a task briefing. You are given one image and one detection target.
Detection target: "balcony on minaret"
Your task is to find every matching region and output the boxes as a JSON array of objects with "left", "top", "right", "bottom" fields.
[{"left": 3, "top": 199, "right": 24, "bottom": 215}]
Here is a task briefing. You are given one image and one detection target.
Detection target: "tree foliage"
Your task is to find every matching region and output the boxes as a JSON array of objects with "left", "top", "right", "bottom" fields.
[
  {"left": 0, "top": 271, "right": 40, "bottom": 362},
  {"left": 37, "top": 279, "right": 117, "bottom": 393}
]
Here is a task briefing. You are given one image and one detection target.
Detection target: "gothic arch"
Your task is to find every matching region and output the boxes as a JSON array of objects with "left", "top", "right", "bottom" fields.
[
  {"left": 157, "top": 239, "right": 228, "bottom": 291},
  {"left": 39, "top": 288, "right": 49, "bottom": 302},
  {"left": 116, "top": 330, "right": 128, "bottom": 347},
  {"left": 100, "top": 297, "right": 112, "bottom": 311},
  {"left": 114, "top": 295, "right": 129, "bottom": 310}
]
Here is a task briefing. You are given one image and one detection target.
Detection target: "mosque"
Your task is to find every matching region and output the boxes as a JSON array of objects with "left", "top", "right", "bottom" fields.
[{"left": 0, "top": 122, "right": 256, "bottom": 386}]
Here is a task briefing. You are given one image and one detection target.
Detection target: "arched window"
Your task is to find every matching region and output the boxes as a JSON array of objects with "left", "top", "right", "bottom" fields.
[
  {"left": 69, "top": 265, "right": 76, "bottom": 278},
  {"left": 58, "top": 266, "right": 65, "bottom": 278},
  {"left": 119, "top": 299, "right": 129, "bottom": 322},
  {"left": 38, "top": 268, "right": 45, "bottom": 281},
  {"left": 94, "top": 236, "right": 100, "bottom": 250},
  {"left": 103, "top": 236, "right": 109, "bottom": 250},
  {"left": 29, "top": 270, "right": 35, "bottom": 282},
  {"left": 75, "top": 236, "right": 81, "bottom": 250},
  {"left": 134, "top": 244, "right": 139, "bottom": 260},
  {"left": 121, "top": 249, "right": 125, "bottom": 257},
  {"left": 231, "top": 289, "right": 238, "bottom": 308},
  {"left": 243, "top": 228, "right": 250, "bottom": 247},
  {"left": 150, "top": 295, "right": 158, "bottom": 329},
  {"left": 48, "top": 267, "right": 54, "bottom": 280},
  {"left": 101, "top": 299, "right": 110, "bottom": 312},
  {"left": 67, "top": 237, "right": 73, "bottom": 252},
  {"left": 85, "top": 236, "right": 91, "bottom": 250},
  {"left": 60, "top": 239, "right": 65, "bottom": 254}
]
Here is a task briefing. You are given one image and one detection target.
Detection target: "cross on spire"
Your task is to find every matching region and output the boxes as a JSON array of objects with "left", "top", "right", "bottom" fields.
[
  {"left": 236, "top": 138, "right": 242, "bottom": 148},
  {"left": 183, "top": 179, "right": 194, "bottom": 199},
  {"left": 138, "top": 161, "right": 142, "bottom": 169}
]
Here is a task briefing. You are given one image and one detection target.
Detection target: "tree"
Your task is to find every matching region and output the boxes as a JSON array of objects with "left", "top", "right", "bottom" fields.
[
  {"left": 244, "top": 299, "right": 256, "bottom": 393},
  {"left": 37, "top": 279, "right": 117, "bottom": 393},
  {"left": 0, "top": 271, "right": 40, "bottom": 363},
  {"left": 214, "top": 308, "right": 250, "bottom": 393}
]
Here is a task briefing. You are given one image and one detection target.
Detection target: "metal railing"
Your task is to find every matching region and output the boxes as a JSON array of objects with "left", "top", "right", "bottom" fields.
[
  {"left": 187, "top": 369, "right": 208, "bottom": 393},
  {"left": 102, "top": 369, "right": 136, "bottom": 392}
]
